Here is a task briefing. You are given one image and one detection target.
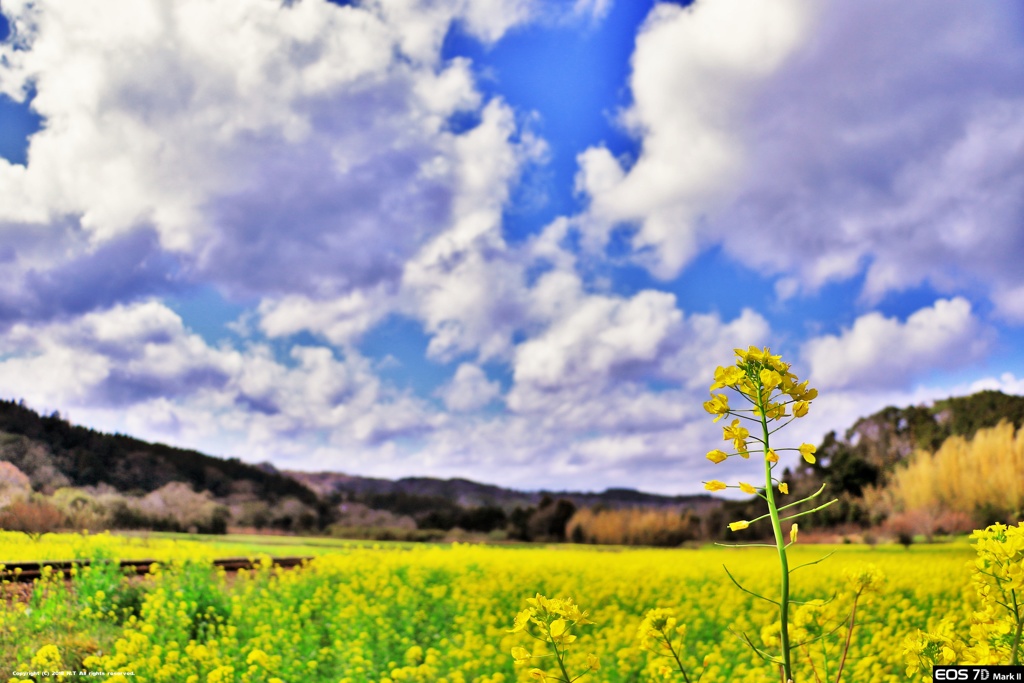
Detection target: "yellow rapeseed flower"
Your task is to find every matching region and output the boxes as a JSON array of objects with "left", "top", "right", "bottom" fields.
[
  {"left": 739, "top": 482, "right": 757, "bottom": 495},
  {"left": 703, "top": 480, "right": 727, "bottom": 492},
  {"left": 722, "top": 419, "right": 749, "bottom": 443},
  {"left": 511, "top": 646, "right": 531, "bottom": 662},
  {"left": 702, "top": 393, "right": 730, "bottom": 421},
  {"left": 508, "top": 609, "right": 532, "bottom": 633},
  {"left": 799, "top": 443, "right": 817, "bottom": 464},
  {"left": 706, "top": 449, "right": 728, "bottom": 464},
  {"left": 759, "top": 368, "right": 782, "bottom": 391},
  {"left": 710, "top": 365, "right": 745, "bottom": 390},
  {"left": 728, "top": 520, "right": 749, "bottom": 532},
  {"left": 779, "top": 482, "right": 789, "bottom": 494}
]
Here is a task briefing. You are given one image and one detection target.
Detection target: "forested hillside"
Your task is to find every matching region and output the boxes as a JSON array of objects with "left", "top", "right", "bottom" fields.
[{"left": 0, "top": 399, "right": 316, "bottom": 503}]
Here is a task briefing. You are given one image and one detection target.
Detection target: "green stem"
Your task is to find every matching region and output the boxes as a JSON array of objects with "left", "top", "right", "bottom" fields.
[
  {"left": 834, "top": 592, "right": 859, "bottom": 683},
  {"left": 544, "top": 623, "right": 574, "bottom": 682},
  {"left": 1011, "top": 589, "right": 1022, "bottom": 666},
  {"left": 758, "top": 389, "right": 793, "bottom": 682},
  {"left": 662, "top": 631, "right": 692, "bottom": 683}
]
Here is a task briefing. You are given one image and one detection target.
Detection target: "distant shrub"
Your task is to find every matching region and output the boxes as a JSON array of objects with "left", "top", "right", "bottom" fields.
[
  {"left": 878, "top": 420, "right": 1024, "bottom": 525},
  {"left": 566, "top": 507, "right": 700, "bottom": 547},
  {"left": 333, "top": 502, "right": 416, "bottom": 530},
  {"left": 0, "top": 498, "right": 66, "bottom": 536},
  {"left": 137, "top": 482, "right": 230, "bottom": 534}
]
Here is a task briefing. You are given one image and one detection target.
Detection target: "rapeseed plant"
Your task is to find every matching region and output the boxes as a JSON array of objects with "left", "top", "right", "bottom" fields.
[
  {"left": 700, "top": 346, "right": 836, "bottom": 682},
  {"left": 636, "top": 608, "right": 706, "bottom": 683},
  {"left": 904, "top": 522, "right": 1024, "bottom": 676},
  {"left": 507, "top": 594, "right": 599, "bottom": 682}
]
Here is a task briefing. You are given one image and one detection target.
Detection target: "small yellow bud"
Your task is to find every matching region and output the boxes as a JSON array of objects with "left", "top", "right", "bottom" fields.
[
  {"left": 729, "top": 520, "right": 749, "bottom": 531},
  {"left": 738, "top": 482, "right": 757, "bottom": 495},
  {"left": 703, "top": 480, "right": 727, "bottom": 492},
  {"left": 790, "top": 524, "right": 799, "bottom": 544},
  {"left": 706, "top": 449, "right": 728, "bottom": 464},
  {"left": 779, "top": 482, "right": 789, "bottom": 494}
]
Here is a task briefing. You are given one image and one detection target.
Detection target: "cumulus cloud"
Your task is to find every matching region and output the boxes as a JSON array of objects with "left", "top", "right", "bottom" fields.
[
  {"left": 576, "top": 0, "right": 1024, "bottom": 319},
  {"left": 0, "top": 0, "right": 535, "bottom": 316},
  {"left": 715, "top": 2, "right": 1024, "bottom": 313},
  {"left": 0, "top": 227, "right": 178, "bottom": 327},
  {"left": 965, "top": 372, "right": 1024, "bottom": 397},
  {"left": 437, "top": 363, "right": 501, "bottom": 412},
  {"left": 401, "top": 101, "right": 546, "bottom": 361},
  {"left": 575, "top": 0, "right": 815, "bottom": 278},
  {"left": 801, "top": 298, "right": 988, "bottom": 391},
  {"left": 507, "top": 271, "right": 770, "bottom": 419},
  {"left": 0, "top": 301, "right": 442, "bottom": 459},
  {"left": 512, "top": 287, "right": 681, "bottom": 391},
  {"left": 257, "top": 287, "right": 394, "bottom": 348}
]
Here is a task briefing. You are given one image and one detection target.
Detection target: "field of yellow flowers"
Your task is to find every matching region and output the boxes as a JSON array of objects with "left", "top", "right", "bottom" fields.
[{"left": 0, "top": 530, "right": 978, "bottom": 682}]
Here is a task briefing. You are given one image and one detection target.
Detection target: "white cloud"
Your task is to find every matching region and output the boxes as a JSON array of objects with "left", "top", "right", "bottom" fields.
[
  {"left": 0, "top": 0, "right": 535, "bottom": 310},
  {"left": 0, "top": 301, "right": 442, "bottom": 459},
  {"left": 657, "top": 307, "right": 770, "bottom": 390},
  {"left": 709, "top": 2, "right": 1024, "bottom": 317},
  {"left": 574, "top": 0, "right": 1024, "bottom": 322},
  {"left": 401, "top": 100, "right": 546, "bottom": 361},
  {"left": 507, "top": 274, "right": 770, "bottom": 423},
  {"left": 437, "top": 363, "right": 501, "bottom": 412},
  {"left": 801, "top": 298, "right": 988, "bottom": 391},
  {"left": 965, "top": 372, "right": 1024, "bottom": 396},
  {"left": 257, "top": 287, "right": 393, "bottom": 347},
  {"left": 512, "top": 287, "right": 681, "bottom": 392},
  {"left": 576, "top": 0, "right": 815, "bottom": 278}
]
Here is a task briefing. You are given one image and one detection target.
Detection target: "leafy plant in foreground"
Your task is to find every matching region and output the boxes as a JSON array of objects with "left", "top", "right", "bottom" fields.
[
  {"left": 507, "top": 594, "right": 599, "bottom": 682},
  {"left": 904, "top": 522, "right": 1024, "bottom": 675},
  {"left": 698, "top": 346, "right": 839, "bottom": 681}
]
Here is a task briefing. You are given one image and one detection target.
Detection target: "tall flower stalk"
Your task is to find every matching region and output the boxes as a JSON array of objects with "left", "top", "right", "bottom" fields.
[{"left": 702, "top": 346, "right": 836, "bottom": 682}]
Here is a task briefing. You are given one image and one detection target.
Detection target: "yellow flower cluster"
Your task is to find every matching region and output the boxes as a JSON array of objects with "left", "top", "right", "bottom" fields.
[
  {"left": 0, "top": 531, "right": 981, "bottom": 683},
  {"left": 700, "top": 346, "right": 818, "bottom": 502},
  {"left": 507, "top": 595, "right": 598, "bottom": 681},
  {"left": 904, "top": 522, "right": 1024, "bottom": 675}
]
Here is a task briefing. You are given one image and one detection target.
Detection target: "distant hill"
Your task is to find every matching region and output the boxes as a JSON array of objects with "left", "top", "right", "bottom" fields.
[
  {"left": 286, "top": 470, "right": 720, "bottom": 514},
  {"left": 0, "top": 399, "right": 317, "bottom": 504}
]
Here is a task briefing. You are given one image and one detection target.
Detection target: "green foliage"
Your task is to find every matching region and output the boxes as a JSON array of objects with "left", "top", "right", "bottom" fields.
[{"left": 0, "top": 399, "right": 317, "bottom": 504}]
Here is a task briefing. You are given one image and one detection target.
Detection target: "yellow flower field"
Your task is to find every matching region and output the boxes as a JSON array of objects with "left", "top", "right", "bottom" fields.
[{"left": 0, "top": 531, "right": 978, "bottom": 682}]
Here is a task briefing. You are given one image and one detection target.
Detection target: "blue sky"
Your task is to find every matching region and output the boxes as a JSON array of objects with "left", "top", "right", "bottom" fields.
[{"left": 1, "top": 0, "right": 1023, "bottom": 494}]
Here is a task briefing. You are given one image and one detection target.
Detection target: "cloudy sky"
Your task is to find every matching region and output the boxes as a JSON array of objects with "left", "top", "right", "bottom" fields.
[{"left": 1, "top": 0, "right": 1023, "bottom": 495}]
